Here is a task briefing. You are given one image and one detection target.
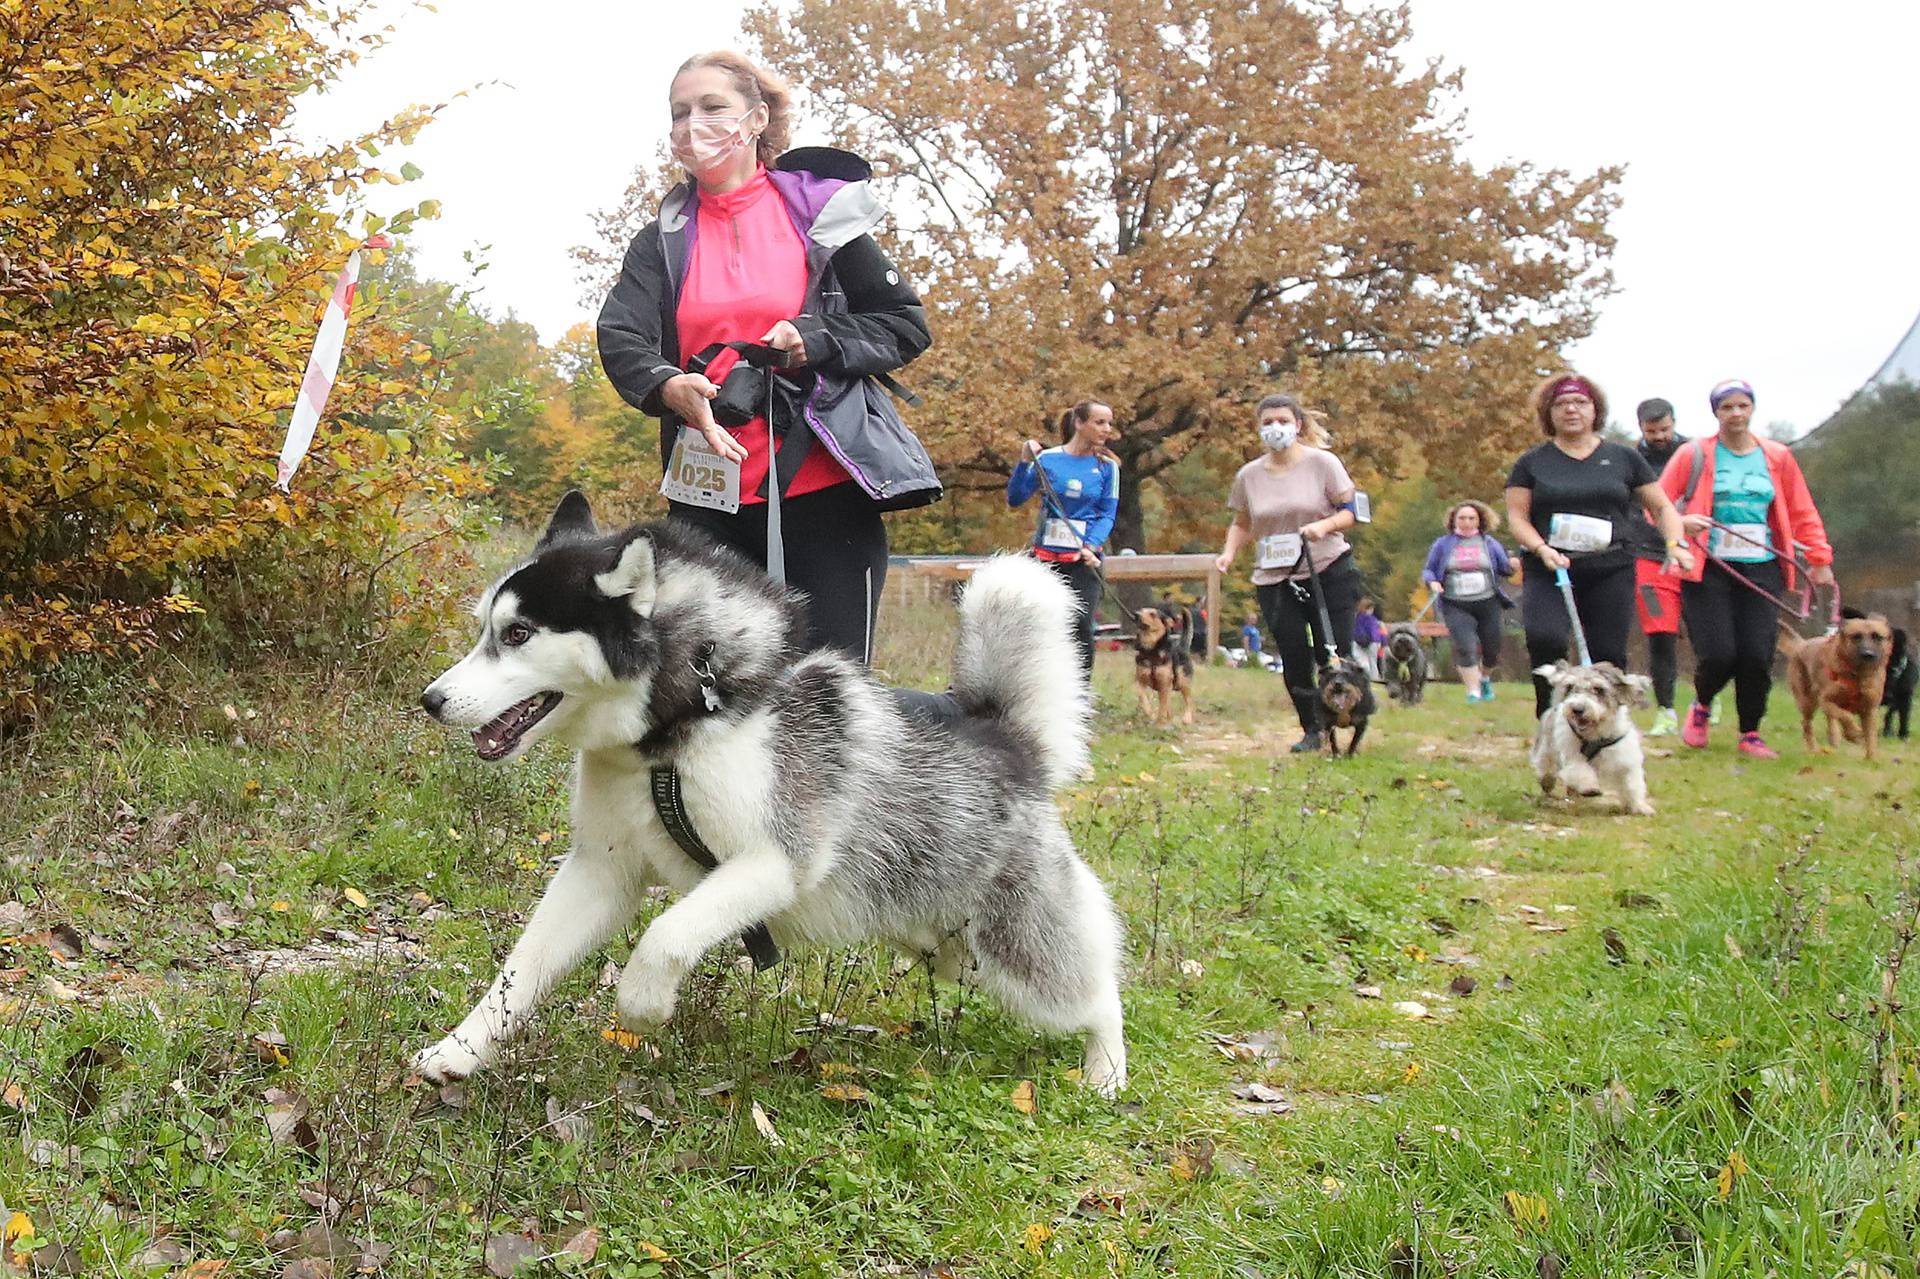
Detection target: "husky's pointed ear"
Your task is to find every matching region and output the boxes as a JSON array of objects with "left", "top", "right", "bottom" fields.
[
  {"left": 538, "top": 490, "right": 596, "bottom": 550},
  {"left": 596, "top": 531, "right": 657, "bottom": 616}
]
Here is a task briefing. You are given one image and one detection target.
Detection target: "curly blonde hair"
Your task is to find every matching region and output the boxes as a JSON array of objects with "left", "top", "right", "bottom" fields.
[
  {"left": 1443, "top": 499, "right": 1499, "bottom": 534},
  {"left": 675, "top": 50, "right": 793, "bottom": 168},
  {"left": 1531, "top": 370, "right": 1609, "bottom": 437}
]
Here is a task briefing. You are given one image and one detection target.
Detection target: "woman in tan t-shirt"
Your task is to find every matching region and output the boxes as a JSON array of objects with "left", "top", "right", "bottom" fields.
[{"left": 1216, "top": 394, "right": 1360, "bottom": 752}]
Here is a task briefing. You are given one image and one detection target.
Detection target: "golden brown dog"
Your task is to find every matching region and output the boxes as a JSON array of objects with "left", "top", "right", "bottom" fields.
[
  {"left": 1133, "top": 604, "right": 1195, "bottom": 725},
  {"left": 1779, "top": 613, "right": 1893, "bottom": 759}
]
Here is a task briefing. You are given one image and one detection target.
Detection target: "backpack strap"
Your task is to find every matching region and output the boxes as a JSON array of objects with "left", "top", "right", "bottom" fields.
[{"left": 1679, "top": 439, "right": 1707, "bottom": 509}]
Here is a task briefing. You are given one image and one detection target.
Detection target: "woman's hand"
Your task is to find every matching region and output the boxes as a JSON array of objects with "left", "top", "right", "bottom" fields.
[
  {"left": 1078, "top": 547, "right": 1101, "bottom": 566},
  {"left": 1214, "top": 551, "right": 1234, "bottom": 575},
  {"left": 1681, "top": 513, "right": 1713, "bottom": 537},
  {"left": 1301, "top": 518, "right": 1330, "bottom": 542},
  {"left": 758, "top": 320, "right": 808, "bottom": 368},
  {"left": 1021, "top": 439, "right": 1044, "bottom": 463},
  {"left": 661, "top": 373, "right": 747, "bottom": 464},
  {"left": 1537, "top": 545, "right": 1571, "bottom": 571},
  {"left": 1664, "top": 544, "right": 1694, "bottom": 575},
  {"left": 1810, "top": 563, "right": 1836, "bottom": 588}
]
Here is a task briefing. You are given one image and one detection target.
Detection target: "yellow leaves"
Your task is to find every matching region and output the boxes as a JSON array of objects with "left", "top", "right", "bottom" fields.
[
  {"left": 636, "top": 1240, "right": 672, "bottom": 1262},
  {"left": 1715, "top": 1150, "right": 1749, "bottom": 1201},
  {"left": 819, "top": 1082, "right": 872, "bottom": 1106},
  {"left": 1009, "top": 1078, "right": 1036, "bottom": 1115},
  {"left": 1503, "top": 1191, "right": 1550, "bottom": 1234},
  {"left": 1402, "top": 1060, "right": 1423, "bottom": 1084},
  {"left": 340, "top": 887, "right": 369, "bottom": 909},
  {"left": 599, "top": 1026, "right": 640, "bottom": 1052},
  {"left": 1022, "top": 1223, "right": 1053, "bottom": 1255}
]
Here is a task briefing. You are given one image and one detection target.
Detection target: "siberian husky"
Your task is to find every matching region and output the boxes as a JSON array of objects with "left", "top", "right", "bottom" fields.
[{"left": 415, "top": 493, "right": 1128, "bottom": 1095}]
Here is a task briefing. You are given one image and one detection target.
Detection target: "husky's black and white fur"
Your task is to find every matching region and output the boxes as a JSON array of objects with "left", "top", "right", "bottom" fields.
[
  {"left": 1530, "top": 661, "right": 1655, "bottom": 816},
  {"left": 415, "top": 493, "right": 1127, "bottom": 1095}
]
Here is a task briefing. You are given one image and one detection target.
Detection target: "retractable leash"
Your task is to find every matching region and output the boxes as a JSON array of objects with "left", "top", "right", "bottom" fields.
[
  {"left": 1023, "top": 449, "right": 1142, "bottom": 627},
  {"left": 1552, "top": 566, "right": 1594, "bottom": 667}
]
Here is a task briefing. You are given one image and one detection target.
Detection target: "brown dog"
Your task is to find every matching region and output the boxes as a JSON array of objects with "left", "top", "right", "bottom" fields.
[
  {"left": 1133, "top": 604, "right": 1195, "bottom": 725},
  {"left": 1779, "top": 613, "right": 1893, "bottom": 759}
]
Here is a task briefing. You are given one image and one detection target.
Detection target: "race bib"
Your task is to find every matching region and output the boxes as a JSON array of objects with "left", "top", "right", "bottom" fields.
[
  {"left": 1710, "top": 521, "right": 1772, "bottom": 563},
  {"left": 1040, "top": 517, "right": 1088, "bottom": 551},
  {"left": 1446, "top": 570, "right": 1490, "bottom": 597},
  {"left": 1256, "top": 532, "right": 1304, "bottom": 571},
  {"left": 660, "top": 427, "right": 741, "bottom": 513},
  {"left": 1547, "top": 513, "right": 1613, "bottom": 553}
]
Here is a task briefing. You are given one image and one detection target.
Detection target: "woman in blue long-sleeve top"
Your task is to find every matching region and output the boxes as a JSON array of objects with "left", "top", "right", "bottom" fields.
[{"left": 1007, "top": 400, "right": 1121, "bottom": 678}]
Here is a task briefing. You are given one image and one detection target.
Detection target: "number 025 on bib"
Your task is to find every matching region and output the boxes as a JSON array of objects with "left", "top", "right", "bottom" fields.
[{"left": 660, "top": 427, "right": 742, "bottom": 513}]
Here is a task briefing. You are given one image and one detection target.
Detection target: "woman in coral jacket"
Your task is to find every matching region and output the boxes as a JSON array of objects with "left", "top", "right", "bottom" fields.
[{"left": 1659, "top": 379, "right": 1834, "bottom": 759}]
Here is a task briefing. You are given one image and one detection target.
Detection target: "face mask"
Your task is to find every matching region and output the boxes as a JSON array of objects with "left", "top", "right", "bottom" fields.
[
  {"left": 671, "top": 113, "right": 756, "bottom": 179},
  {"left": 1259, "top": 420, "right": 1298, "bottom": 452}
]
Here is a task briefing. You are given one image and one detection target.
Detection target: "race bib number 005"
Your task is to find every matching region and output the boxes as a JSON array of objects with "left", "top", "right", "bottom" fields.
[
  {"left": 661, "top": 427, "right": 741, "bottom": 513},
  {"left": 1256, "top": 532, "right": 1304, "bottom": 571}
]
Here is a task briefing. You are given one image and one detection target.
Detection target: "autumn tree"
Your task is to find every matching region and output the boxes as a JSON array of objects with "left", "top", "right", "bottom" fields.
[
  {"left": 0, "top": 0, "right": 483, "bottom": 710},
  {"left": 716, "top": 0, "right": 1618, "bottom": 554}
]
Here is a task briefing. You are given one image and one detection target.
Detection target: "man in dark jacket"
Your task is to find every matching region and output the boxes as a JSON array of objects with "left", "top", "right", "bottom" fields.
[{"left": 1634, "top": 396, "right": 1688, "bottom": 734}]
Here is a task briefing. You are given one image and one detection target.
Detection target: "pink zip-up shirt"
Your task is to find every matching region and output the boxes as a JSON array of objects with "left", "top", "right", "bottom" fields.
[{"left": 677, "top": 167, "right": 848, "bottom": 502}]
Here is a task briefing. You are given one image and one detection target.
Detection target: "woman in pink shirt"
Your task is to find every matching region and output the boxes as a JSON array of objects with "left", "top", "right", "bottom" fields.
[{"left": 598, "top": 51, "right": 938, "bottom": 663}]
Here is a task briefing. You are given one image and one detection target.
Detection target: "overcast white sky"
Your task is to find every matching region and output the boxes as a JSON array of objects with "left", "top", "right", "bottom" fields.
[{"left": 297, "top": 0, "right": 1920, "bottom": 437}]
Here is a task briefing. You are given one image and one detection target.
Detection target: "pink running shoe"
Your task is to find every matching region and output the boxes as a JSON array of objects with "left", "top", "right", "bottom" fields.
[
  {"left": 1681, "top": 703, "right": 1711, "bottom": 749},
  {"left": 1737, "top": 733, "right": 1779, "bottom": 760}
]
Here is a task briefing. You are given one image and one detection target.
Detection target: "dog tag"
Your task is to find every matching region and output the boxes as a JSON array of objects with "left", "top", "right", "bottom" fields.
[
  {"left": 1255, "top": 532, "right": 1303, "bottom": 571},
  {"left": 661, "top": 427, "right": 741, "bottom": 513},
  {"left": 1040, "top": 517, "right": 1088, "bottom": 551},
  {"left": 1546, "top": 513, "right": 1612, "bottom": 554},
  {"left": 1709, "top": 521, "right": 1771, "bottom": 563}
]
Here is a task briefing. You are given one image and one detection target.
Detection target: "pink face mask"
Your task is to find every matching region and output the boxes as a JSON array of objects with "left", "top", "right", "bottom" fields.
[{"left": 671, "top": 113, "right": 756, "bottom": 179}]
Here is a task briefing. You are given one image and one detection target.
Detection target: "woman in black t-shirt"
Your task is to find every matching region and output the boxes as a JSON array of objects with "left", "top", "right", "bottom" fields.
[{"left": 1505, "top": 372, "right": 1692, "bottom": 716}]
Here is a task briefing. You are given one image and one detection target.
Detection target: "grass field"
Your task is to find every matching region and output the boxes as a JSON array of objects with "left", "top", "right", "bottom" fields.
[{"left": 0, "top": 616, "right": 1917, "bottom": 1277}]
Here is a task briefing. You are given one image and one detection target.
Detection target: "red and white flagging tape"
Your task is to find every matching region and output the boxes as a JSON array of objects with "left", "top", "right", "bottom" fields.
[{"left": 275, "top": 234, "right": 392, "bottom": 491}]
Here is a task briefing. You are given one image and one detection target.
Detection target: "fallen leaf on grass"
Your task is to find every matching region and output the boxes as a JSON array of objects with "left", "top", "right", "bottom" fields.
[
  {"left": 282, "top": 1259, "right": 334, "bottom": 1279},
  {"left": 635, "top": 1240, "right": 672, "bottom": 1262},
  {"left": 820, "top": 1083, "right": 871, "bottom": 1106},
  {"left": 1, "top": 1079, "right": 31, "bottom": 1113},
  {"left": 1170, "top": 1138, "right": 1215, "bottom": 1181},
  {"left": 46, "top": 924, "right": 84, "bottom": 963},
  {"left": 340, "top": 888, "right": 369, "bottom": 910},
  {"left": 543, "top": 1096, "right": 591, "bottom": 1145},
  {"left": 1448, "top": 974, "right": 1478, "bottom": 996},
  {"left": 1391, "top": 1001, "right": 1430, "bottom": 1020},
  {"left": 263, "top": 1088, "right": 318, "bottom": 1153},
  {"left": 1072, "top": 1190, "right": 1126, "bottom": 1219},
  {"left": 751, "top": 1101, "right": 783, "bottom": 1149},
  {"left": 249, "top": 1031, "right": 292, "bottom": 1067},
  {"left": 483, "top": 1233, "right": 540, "bottom": 1277},
  {"left": 1022, "top": 1224, "right": 1052, "bottom": 1255},
  {"left": 1504, "top": 1191, "right": 1550, "bottom": 1233},
  {"left": 558, "top": 1228, "right": 600, "bottom": 1265},
  {"left": 1536, "top": 1250, "right": 1566, "bottom": 1279},
  {"left": 1613, "top": 890, "right": 1660, "bottom": 909},
  {"left": 1723, "top": 933, "right": 1744, "bottom": 960},
  {"left": 1603, "top": 928, "right": 1628, "bottom": 967},
  {"left": 599, "top": 1026, "right": 641, "bottom": 1052},
  {"left": 132, "top": 1237, "right": 186, "bottom": 1268},
  {"left": 1715, "top": 1150, "right": 1748, "bottom": 1201},
  {"left": 1009, "top": 1079, "right": 1036, "bottom": 1116},
  {"left": 1352, "top": 984, "right": 1383, "bottom": 999}
]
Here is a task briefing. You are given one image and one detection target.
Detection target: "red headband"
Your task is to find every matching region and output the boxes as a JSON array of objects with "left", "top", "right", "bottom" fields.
[{"left": 1550, "top": 377, "right": 1595, "bottom": 402}]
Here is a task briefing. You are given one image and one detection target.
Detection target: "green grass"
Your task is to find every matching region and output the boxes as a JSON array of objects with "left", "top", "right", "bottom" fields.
[{"left": 1, "top": 631, "right": 1917, "bottom": 1278}]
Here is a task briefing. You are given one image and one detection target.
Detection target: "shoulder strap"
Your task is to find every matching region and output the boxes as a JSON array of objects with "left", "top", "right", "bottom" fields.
[{"left": 1680, "top": 439, "right": 1707, "bottom": 508}]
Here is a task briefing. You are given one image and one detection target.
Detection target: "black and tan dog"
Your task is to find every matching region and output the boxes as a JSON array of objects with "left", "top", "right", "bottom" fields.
[
  {"left": 1133, "top": 603, "right": 1195, "bottom": 725},
  {"left": 1317, "top": 656, "right": 1376, "bottom": 756},
  {"left": 1884, "top": 627, "right": 1915, "bottom": 742}
]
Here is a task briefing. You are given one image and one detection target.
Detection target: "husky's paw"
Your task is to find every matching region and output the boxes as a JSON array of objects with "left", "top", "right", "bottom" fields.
[
  {"left": 1081, "top": 1045, "right": 1127, "bottom": 1100},
  {"left": 413, "top": 1034, "right": 487, "bottom": 1083},
  {"left": 615, "top": 975, "right": 678, "bottom": 1031}
]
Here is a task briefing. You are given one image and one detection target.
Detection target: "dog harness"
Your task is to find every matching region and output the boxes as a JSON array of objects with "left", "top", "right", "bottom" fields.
[
  {"left": 1579, "top": 732, "right": 1625, "bottom": 762},
  {"left": 639, "top": 642, "right": 782, "bottom": 970}
]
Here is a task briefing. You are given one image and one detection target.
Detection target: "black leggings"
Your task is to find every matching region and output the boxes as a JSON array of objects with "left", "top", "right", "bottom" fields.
[
  {"left": 1043, "top": 556, "right": 1103, "bottom": 679},
  {"left": 1521, "top": 556, "right": 1635, "bottom": 716},
  {"left": 1440, "top": 596, "right": 1503, "bottom": 669},
  {"left": 1682, "top": 558, "right": 1784, "bottom": 734},
  {"left": 1647, "top": 631, "right": 1679, "bottom": 710},
  {"left": 669, "top": 483, "right": 888, "bottom": 663},
  {"left": 1258, "top": 552, "right": 1362, "bottom": 717}
]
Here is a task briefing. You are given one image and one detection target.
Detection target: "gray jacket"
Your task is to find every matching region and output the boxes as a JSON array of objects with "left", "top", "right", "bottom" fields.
[{"left": 595, "top": 148, "right": 941, "bottom": 511}]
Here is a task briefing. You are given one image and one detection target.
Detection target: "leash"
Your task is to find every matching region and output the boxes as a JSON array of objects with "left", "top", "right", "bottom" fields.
[
  {"left": 1690, "top": 519, "right": 1837, "bottom": 628},
  {"left": 1021, "top": 448, "right": 1142, "bottom": 626},
  {"left": 1292, "top": 541, "right": 1344, "bottom": 667},
  {"left": 1552, "top": 566, "right": 1594, "bottom": 667}
]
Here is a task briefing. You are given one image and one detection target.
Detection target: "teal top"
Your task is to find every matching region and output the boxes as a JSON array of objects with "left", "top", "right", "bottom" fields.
[{"left": 1710, "top": 443, "right": 1776, "bottom": 562}]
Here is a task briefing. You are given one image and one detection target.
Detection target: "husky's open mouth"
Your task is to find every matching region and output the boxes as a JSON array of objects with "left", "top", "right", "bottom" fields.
[{"left": 473, "top": 692, "right": 562, "bottom": 760}]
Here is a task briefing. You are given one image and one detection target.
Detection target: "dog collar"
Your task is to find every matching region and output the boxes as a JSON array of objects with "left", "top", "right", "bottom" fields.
[{"left": 1580, "top": 732, "right": 1624, "bottom": 762}]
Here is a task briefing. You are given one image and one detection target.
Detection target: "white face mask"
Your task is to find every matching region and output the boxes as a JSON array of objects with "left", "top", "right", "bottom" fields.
[
  {"left": 671, "top": 113, "right": 757, "bottom": 179},
  {"left": 1259, "top": 420, "right": 1299, "bottom": 453}
]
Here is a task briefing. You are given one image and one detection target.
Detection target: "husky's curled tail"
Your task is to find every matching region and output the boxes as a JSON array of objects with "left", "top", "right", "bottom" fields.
[{"left": 951, "top": 555, "right": 1092, "bottom": 792}]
